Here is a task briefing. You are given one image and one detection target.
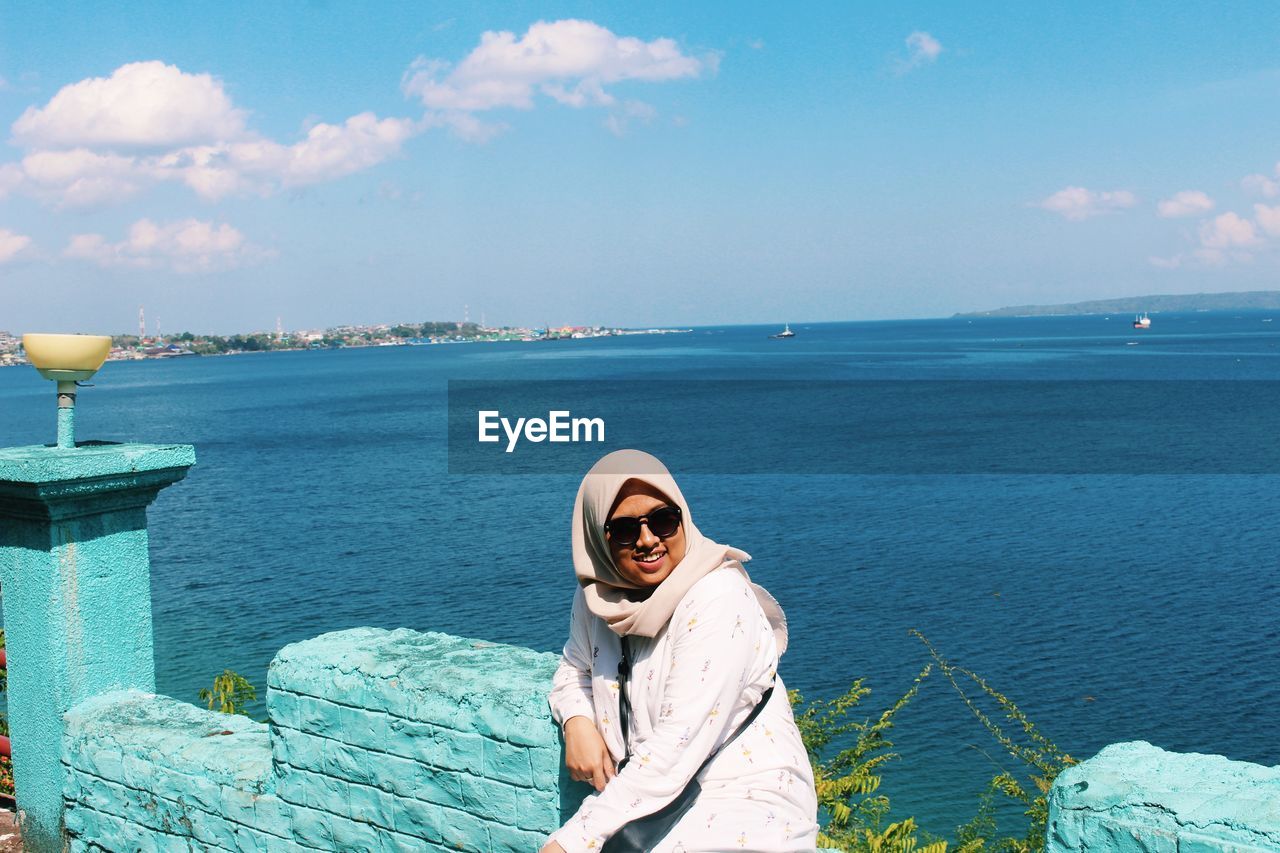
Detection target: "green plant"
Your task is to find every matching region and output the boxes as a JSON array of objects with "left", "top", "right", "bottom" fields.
[
  {"left": 912, "top": 631, "right": 1077, "bottom": 853},
  {"left": 198, "top": 669, "right": 257, "bottom": 717},
  {"left": 793, "top": 634, "right": 1077, "bottom": 853},
  {"left": 791, "top": 663, "right": 945, "bottom": 852}
]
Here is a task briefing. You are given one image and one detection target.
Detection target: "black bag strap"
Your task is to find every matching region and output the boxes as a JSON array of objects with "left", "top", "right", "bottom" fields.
[
  {"left": 617, "top": 636, "right": 635, "bottom": 768},
  {"left": 616, "top": 635, "right": 774, "bottom": 773}
]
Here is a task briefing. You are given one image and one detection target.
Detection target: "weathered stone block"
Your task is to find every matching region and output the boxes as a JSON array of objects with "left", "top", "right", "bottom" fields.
[
  {"left": 515, "top": 784, "right": 561, "bottom": 833},
  {"left": 482, "top": 737, "right": 532, "bottom": 787},
  {"left": 324, "top": 739, "right": 378, "bottom": 788},
  {"left": 487, "top": 820, "right": 549, "bottom": 852},
  {"left": 379, "top": 829, "right": 429, "bottom": 853},
  {"left": 347, "top": 779, "right": 398, "bottom": 831},
  {"left": 86, "top": 746, "right": 126, "bottom": 781},
  {"left": 326, "top": 812, "right": 382, "bottom": 852},
  {"left": 408, "top": 762, "right": 467, "bottom": 812},
  {"left": 279, "top": 764, "right": 351, "bottom": 819},
  {"left": 1093, "top": 817, "right": 1177, "bottom": 852},
  {"left": 456, "top": 771, "right": 519, "bottom": 823},
  {"left": 273, "top": 726, "right": 326, "bottom": 776},
  {"left": 294, "top": 692, "right": 345, "bottom": 736},
  {"left": 119, "top": 753, "right": 155, "bottom": 790},
  {"left": 528, "top": 739, "right": 564, "bottom": 790},
  {"left": 288, "top": 803, "right": 339, "bottom": 848},
  {"left": 391, "top": 795, "right": 445, "bottom": 841},
  {"left": 172, "top": 769, "right": 223, "bottom": 814},
  {"left": 337, "top": 703, "right": 390, "bottom": 753},
  {"left": 251, "top": 792, "right": 295, "bottom": 839},
  {"left": 1048, "top": 741, "right": 1280, "bottom": 853},
  {"left": 228, "top": 821, "right": 303, "bottom": 853},
  {"left": 436, "top": 803, "right": 495, "bottom": 853},
  {"left": 265, "top": 689, "right": 301, "bottom": 730},
  {"left": 433, "top": 729, "right": 484, "bottom": 774},
  {"left": 219, "top": 785, "right": 258, "bottom": 826},
  {"left": 384, "top": 717, "right": 443, "bottom": 765}
]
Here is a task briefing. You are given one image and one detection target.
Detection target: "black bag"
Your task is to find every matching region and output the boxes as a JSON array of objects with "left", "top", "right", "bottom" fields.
[{"left": 601, "top": 636, "right": 775, "bottom": 853}]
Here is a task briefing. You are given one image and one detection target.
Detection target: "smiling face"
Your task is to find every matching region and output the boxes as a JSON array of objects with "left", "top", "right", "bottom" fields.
[{"left": 606, "top": 479, "right": 688, "bottom": 587}]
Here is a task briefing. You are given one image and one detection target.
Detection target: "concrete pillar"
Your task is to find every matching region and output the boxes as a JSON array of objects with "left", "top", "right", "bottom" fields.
[{"left": 0, "top": 441, "right": 194, "bottom": 852}]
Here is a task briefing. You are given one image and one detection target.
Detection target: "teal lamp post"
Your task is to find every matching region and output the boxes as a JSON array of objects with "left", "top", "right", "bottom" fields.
[{"left": 0, "top": 334, "right": 195, "bottom": 851}]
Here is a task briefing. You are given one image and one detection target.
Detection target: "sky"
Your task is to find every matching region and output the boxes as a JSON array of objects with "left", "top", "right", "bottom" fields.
[{"left": 3, "top": 1, "right": 1280, "bottom": 333}]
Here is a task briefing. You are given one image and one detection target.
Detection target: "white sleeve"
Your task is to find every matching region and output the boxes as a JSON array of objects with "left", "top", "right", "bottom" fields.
[
  {"left": 548, "top": 586, "right": 597, "bottom": 727},
  {"left": 550, "top": 571, "right": 769, "bottom": 852}
]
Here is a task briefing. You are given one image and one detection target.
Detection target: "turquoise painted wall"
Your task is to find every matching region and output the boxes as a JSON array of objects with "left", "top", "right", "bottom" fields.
[
  {"left": 64, "top": 640, "right": 1280, "bottom": 853},
  {"left": 0, "top": 441, "right": 194, "bottom": 852},
  {"left": 1047, "top": 741, "right": 1280, "bottom": 852},
  {"left": 61, "top": 627, "right": 590, "bottom": 852}
]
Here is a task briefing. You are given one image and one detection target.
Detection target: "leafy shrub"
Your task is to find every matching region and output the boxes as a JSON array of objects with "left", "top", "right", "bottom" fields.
[
  {"left": 791, "top": 633, "right": 1076, "bottom": 852},
  {"left": 197, "top": 670, "right": 257, "bottom": 717}
]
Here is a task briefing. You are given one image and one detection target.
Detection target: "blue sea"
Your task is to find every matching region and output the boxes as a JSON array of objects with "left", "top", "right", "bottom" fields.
[{"left": 2, "top": 312, "right": 1278, "bottom": 837}]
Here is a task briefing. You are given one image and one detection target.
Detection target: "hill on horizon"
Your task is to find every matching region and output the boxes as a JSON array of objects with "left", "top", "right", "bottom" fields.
[{"left": 955, "top": 290, "right": 1280, "bottom": 317}]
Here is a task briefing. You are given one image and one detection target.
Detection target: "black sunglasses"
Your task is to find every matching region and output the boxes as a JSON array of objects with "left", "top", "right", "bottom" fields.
[{"left": 604, "top": 505, "right": 683, "bottom": 547}]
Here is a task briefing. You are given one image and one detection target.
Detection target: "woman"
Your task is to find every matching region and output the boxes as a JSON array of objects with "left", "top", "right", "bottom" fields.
[{"left": 542, "top": 450, "right": 819, "bottom": 853}]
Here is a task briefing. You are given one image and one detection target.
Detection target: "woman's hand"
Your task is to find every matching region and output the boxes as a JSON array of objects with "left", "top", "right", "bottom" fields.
[
  {"left": 563, "top": 715, "right": 616, "bottom": 792},
  {"left": 540, "top": 842, "right": 567, "bottom": 853}
]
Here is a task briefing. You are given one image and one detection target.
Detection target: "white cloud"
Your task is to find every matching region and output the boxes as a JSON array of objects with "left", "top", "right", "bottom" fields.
[
  {"left": 12, "top": 61, "right": 247, "bottom": 150},
  {"left": 1153, "top": 205, "right": 1279, "bottom": 269},
  {"left": 1198, "top": 211, "right": 1260, "bottom": 249},
  {"left": 402, "top": 19, "right": 705, "bottom": 114},
  {"left": 603, "top": 100, "right": 657, "bottom": 138},
  {"left": 64, "top": 218, "right": 271, "bottom": 273},
  {"left": 904, "top": 31, "right": 943, "bottom": 69},
  {"left": 0, "top": 229, "right": 32, "bottom": 265},
  {"left": 0, "top": 163, "right": 23, "bottom": 198},
  {"left": 278, "top": 112, "right": 418, "bottom": 184},
  {"left": 1037, "top": 186, "right": 1137, "bottom": 220},
  {"left": 20, "top": 148, "right": 148, "bottom": 208},
  {"left": 3, "top": 62, "right": 421, "bottom": 207},
  {"left": 423, "top": 111, "right": 509, "bottom": 144},
  {"left": 895, "top": 31, "right": 943, "bottom": 74},
  {"left": 157, "top": 112, "right": 420, "bottom": 196},
  {"left": 1242, "top": 172, "right": 1280, "bottom": 198},
  {"left": 1254, "top": 203, "right": 1280, "bottom": 237},
  {"left": 1157, "top": 190, "right": 1214, "bottom": 218}
]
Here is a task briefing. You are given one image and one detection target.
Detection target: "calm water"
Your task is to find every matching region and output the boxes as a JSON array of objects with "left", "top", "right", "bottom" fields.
[{"left": 2, "top": 313, "right": 1278, "bottom": 835}]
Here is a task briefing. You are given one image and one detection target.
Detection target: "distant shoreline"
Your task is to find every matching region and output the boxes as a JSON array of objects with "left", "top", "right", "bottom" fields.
[
  {"left": 6, "top": 308, "right": 1280, "bottom": 371},
  {"left": 0, "top": 326, "right": 693, "bottom": 368},
  {"left": 955, "top": 290, "right": 1280, "bottom": 318}
]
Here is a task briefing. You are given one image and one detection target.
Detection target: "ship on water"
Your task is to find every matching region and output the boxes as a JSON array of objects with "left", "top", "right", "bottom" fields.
[
  {"left": 770, "top": 323, "right": 796, "bottom": 338},
  {"left": 1133, "top": 313, "right": 1151, "bottom": 329}
]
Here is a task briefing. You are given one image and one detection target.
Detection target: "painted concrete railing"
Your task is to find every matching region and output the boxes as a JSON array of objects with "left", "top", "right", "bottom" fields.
[
  {"left": 62, "top": 627, "right": 586, "bottom": 851},
  {"left": 3, "top": 439, "right": 1278, "bottom": 851},
  {"left": 1046, "top": 741, "right": 1280, "bottom": 852}
]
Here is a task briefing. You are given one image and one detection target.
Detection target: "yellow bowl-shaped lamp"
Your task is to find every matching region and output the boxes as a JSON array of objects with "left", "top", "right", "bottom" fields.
[
  {"left": 22, "top": 333, "right": 113, "bottom": 448},
  {"left": 22, "top": 333, "right": 112, "bottom": 381}
]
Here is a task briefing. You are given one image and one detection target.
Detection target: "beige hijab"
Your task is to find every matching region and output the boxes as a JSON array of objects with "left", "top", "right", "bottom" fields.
[{"left": 571, "top": 449, "right": 788, "bottom": 654}]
